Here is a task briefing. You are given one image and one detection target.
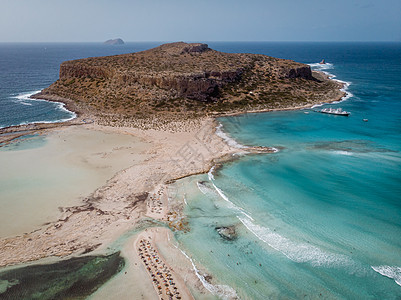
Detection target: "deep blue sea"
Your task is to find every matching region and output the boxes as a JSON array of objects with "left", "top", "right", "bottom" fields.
[
  {"left": 0, "top": 42, "right": 160, "bottom": 128},
  {"left": 1, "top": 42, "right": 400, "bottom": 299}
]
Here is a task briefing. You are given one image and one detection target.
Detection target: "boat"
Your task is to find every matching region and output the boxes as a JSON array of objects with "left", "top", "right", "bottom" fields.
[
  {"left": 319, "top": 59, "right": 326, "bottom": 64},
  {"left": 319, "top": 107, "right": 350, "bottom": 116}
]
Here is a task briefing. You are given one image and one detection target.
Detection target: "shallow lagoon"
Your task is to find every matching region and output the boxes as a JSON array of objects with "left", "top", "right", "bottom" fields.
[{"left": 0, "top": 126, "right": 147, "bottom": 238}]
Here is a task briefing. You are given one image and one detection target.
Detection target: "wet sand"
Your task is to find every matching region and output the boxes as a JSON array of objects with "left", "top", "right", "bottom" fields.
[
  {"left": 0, "top": 66, "right": 346, "bottom": 298},
  {"left": 0, "top": 126, "right": 149, "bottom": 238},
  {"left": 0, "top": 118, "right": 242, "bottom": 299}
]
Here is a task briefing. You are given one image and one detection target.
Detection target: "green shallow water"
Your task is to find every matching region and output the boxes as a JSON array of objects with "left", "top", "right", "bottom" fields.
[{"left": 0, "top": 252, "right": 124, "bottom": 300}]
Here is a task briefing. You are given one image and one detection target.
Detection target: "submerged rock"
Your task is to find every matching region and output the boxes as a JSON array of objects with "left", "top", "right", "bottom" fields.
[{"left": 216, "top": 226, "right": 237, "bottom": 241}]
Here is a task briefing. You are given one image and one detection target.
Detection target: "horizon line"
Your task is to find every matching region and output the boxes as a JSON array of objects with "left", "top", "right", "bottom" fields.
[{"left": 0, "top": 40, "right": 400, "bottom": 44}]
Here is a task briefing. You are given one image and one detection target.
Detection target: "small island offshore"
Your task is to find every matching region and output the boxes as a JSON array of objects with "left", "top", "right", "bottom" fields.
[
  {"left": 104, "top": 38, "right": 125, "bottom": 45},
  {"left": 0, "top": 43, "right": 345, "bottom": 299}
]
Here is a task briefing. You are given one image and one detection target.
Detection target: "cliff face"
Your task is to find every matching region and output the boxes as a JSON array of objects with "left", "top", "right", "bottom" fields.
[
  {"left": 278, "top": 65, "right": 313, "bottom": 79},
  {"left": 39, "top": 42, "right": 339, "bottom": 118},
  {"left": 58, "top": 62, "right": 243, "bottom": 102},
  {"left": 60, "top": 64, "right": 112, "bottom": 79}
]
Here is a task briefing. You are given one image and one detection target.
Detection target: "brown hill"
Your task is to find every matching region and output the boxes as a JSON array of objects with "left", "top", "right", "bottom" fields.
[{"left": 34, "top": 42, "right": 343, "bottom": 123}]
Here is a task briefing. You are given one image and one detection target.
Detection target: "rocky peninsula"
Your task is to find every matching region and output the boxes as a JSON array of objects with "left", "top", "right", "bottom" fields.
[
  {"left": 0, "top": 42, "right": 346, "bottom": 299},
  {"left": 33, "top": 42, "right": 343, "bottom": 128}
]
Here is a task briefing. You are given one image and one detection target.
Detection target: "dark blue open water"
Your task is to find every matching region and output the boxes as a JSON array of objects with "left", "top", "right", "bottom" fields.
[
  {"left": 1, "top": 42, "right": 400, "bottom": 299},
  {"left": 0, "top": 42, "right": 160, "bottom": 128}
]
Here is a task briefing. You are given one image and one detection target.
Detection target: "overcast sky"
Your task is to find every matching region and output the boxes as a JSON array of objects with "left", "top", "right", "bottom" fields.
[{"left": 1, "top": 0, "right": 400, "bottom": 42}]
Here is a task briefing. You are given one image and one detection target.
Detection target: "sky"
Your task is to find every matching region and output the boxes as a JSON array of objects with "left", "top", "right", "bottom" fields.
[{"left": 0, "top": 0, "right": 400, "bottom": 42}]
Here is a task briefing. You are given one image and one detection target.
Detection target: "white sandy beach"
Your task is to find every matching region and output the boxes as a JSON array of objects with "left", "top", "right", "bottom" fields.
[
  {"left": 0, "top": 77, "right": 347, "bottom": 297},
  {"left": 0, "top": 117, "right": 241, "bottom": 298}
]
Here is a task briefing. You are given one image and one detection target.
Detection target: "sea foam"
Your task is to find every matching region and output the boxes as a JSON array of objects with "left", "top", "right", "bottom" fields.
[
  {"left": 208, "top": 166, "right": 215, "bottom": 181},
  {"left": 238, "top": 216, "right": 353, "bottom": 268},
  {"left": 174, "top": 244, "right": 238, "bottom": 299},
  {"left": 372, "top": 265, "right": 401, "bottom": 287},
  {"left": 216, "top": 123, "right": 247, "bottom": 149},
  {"left": 210, "top": 182, "right": 254, "bottom": 221},
  {"left": 196, "top": 181, "right": 215, "bottom": 196},
  {"left": 308, "top": 62, "right": 334, "bottom": 71},
  {"left": 208, "top": 178, "right": 355, "bottom": 268},
  {"left": 9, "top": 90, "right": 77, "bottom": 125},
  {"left": 308, "top": 62, "right": 353, "bottom": 106}
]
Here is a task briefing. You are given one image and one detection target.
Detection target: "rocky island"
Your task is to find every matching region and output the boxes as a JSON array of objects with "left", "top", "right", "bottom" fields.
[
  {"left": 0, "top": 42, "right": 346, "bottom": 299},
  {"left": 103, "top": 38, "right": 125, "bottom": 45},
  {"left": 33, "top": 42, "right": 343, "bottom": 128}
]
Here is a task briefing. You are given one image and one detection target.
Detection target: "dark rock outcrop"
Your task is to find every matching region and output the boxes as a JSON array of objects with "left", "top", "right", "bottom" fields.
[
  {"left": 278, "top": 65, "right": 313, "bottom": 79},
  {"left": 181, "top": 43, "right": 210, "bottom": 54}
]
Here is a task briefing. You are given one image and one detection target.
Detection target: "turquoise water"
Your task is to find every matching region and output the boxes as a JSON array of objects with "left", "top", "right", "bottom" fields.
[
  {"left": 173, "top": 43, "right": 401, "bottom": 299},
  {"left": 1, "top": 42, "right": 400, "bottom": 298}
]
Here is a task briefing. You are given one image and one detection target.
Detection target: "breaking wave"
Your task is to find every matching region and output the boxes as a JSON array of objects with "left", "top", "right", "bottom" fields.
[
  {"left": 206, "top": 169, "right": 355, "bottom": 269},
  {"left": 211, "top": 182, "right": 254, "bottom": 221},
  {"left": 8, "top": 90, "right": 77, "bottom": 125},
  {"left": 372, "top": 265, "right": 401, "bottom": 287},
  {"left": 196, "top": 181, "right": 215, "bottom": 196},
  {"left": 208, "top": 166, "right": 215, "bottom": 181},
  {"left": 175, "top": 245, "right": 238, "bottom": 299},
  {"left": 308, "top": 62, "right": 334, "bottom": 71},
  {"left": 12, "top": 90, "right": 42, "bottom": 105},
  {"left": 308, "top": 62, "right": 353, "bottom": 106},
  {"left": 216, "top": 123, "right": 247, "bottom": 149},
  {"left": 238, "top": 216, "right": 353, "bottom": 268},
  {"left": 332, "top": 150, "right": 354, "bottom": 156}
]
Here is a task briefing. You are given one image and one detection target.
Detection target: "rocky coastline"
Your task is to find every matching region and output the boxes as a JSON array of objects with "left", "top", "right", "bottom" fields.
[{"left": 0, "top": 42, "right": 347, "bottom": 299}]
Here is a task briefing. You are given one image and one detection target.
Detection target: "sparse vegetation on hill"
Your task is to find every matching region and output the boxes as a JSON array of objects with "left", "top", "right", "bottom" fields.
[{"left": 35, "top": 42, "right": 343, "bottom": 125}]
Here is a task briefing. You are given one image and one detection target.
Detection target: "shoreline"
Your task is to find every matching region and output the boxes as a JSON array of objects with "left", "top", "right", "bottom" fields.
[
  {"left": 0, "top": 69, "right": 346, "bottom": 145},
  {"left": 0, "top": 70, "right": 348, "bottom": 298},
  {"left": 0, "top": 116, "right": 243, "bottom": 298}
]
